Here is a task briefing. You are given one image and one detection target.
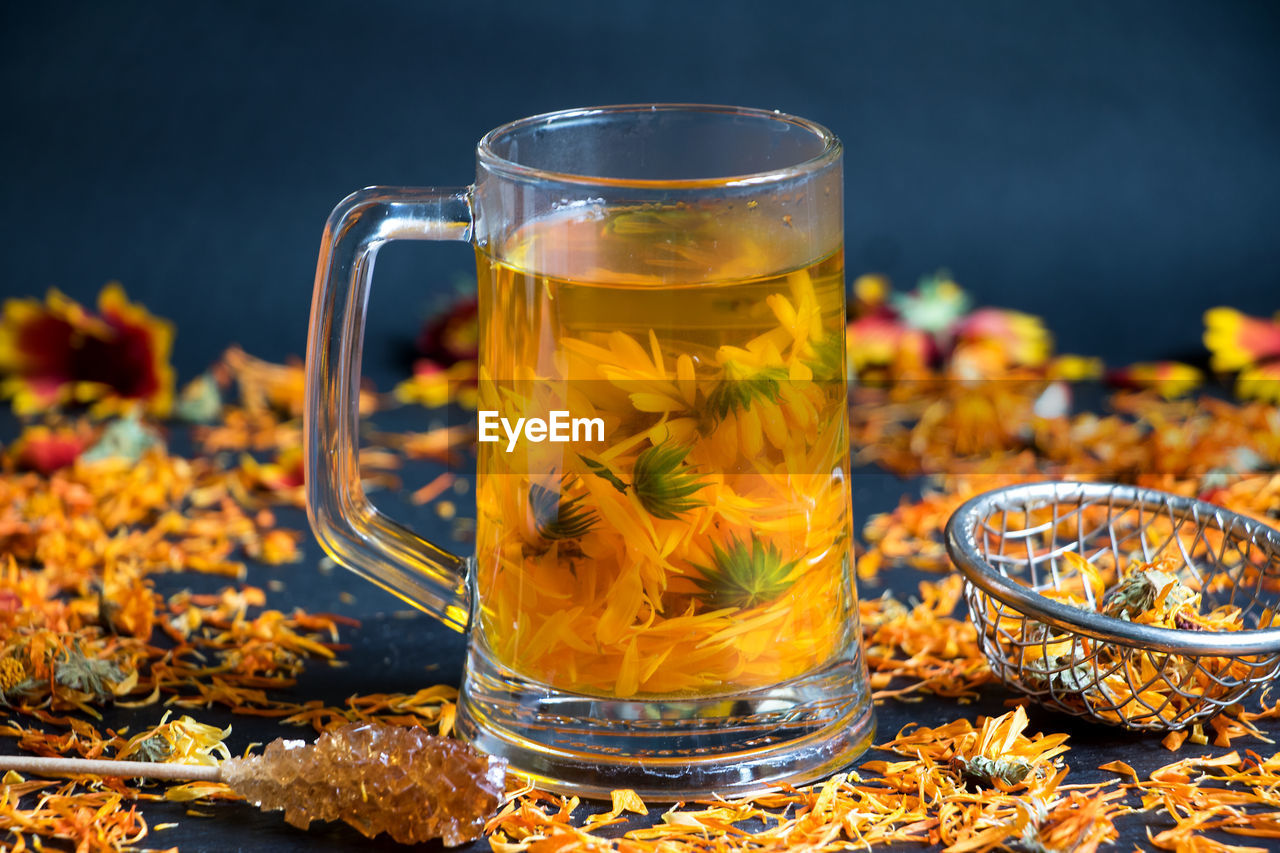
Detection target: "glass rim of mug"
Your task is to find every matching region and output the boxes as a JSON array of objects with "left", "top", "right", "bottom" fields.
[{"left": 476, "top": 103, "right": 841, "bottom": 190}]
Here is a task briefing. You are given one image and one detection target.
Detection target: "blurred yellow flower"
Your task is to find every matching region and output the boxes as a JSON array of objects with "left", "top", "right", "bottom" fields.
[
  {"left": 1204, "top": 306, "right": 1280, "bottom": 402},
  {"left": 1204, "top": 307, "right": 1280, "bottom": 372},
  {"left": 1108, "top": 361, "right": 1202, "bottom": 399},
  {"left": 954, "top": 308, "right": 1052, "bottom": 368},
  {"left": 1047, "top": 354, "right": 1105, "bottom": 382},
  {"left": 394, "top": 360, "right": 478, "bottom": 409}
]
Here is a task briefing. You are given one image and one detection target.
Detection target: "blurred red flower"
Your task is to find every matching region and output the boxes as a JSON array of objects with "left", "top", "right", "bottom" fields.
[
  {"left": 416, "top": 295, "right": 478, "bottom": 366},
  {"left": 8, "top": 422, "right": 96, "bottom": 474},
  {"left": 953, "top": 308, "right": 1051, "bottom": 368},
  {"left": 0, "top": 283, "right": 174, "bottom": 416}
]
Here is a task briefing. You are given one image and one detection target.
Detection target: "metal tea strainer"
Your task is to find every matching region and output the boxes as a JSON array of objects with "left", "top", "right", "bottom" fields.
[{"left": 944, "top": 481, "right": 1280, "bottom": 731}]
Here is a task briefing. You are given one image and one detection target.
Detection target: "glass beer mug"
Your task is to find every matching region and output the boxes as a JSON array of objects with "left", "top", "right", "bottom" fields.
[{"left": 305, "top": 104, "right": 874, "bottom": 797}]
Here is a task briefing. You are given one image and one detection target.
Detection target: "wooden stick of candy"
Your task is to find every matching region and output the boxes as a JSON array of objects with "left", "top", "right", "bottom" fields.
[{"left": 0, "top": 723, "right": 507, "bottom": 847}]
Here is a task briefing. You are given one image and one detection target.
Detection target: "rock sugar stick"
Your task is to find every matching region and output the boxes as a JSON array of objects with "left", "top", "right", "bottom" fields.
[{"left": 0, "top": 723, "right": 507, "bottom": 847}]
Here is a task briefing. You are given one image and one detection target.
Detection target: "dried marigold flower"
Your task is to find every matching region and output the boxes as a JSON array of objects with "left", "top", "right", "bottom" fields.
[{"left": 0, "top": 656, "right": 25, "bottom": 692}]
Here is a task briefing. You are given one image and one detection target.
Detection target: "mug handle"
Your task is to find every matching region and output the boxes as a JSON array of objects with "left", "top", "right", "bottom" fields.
[{"left": 305, "top": 186, "right": 473, "bottom": 632}]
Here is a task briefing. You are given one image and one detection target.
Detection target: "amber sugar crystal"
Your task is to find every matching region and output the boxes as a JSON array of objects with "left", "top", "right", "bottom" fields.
[{"left": 220, "top": 723, "right": 507, "bottom": 846}]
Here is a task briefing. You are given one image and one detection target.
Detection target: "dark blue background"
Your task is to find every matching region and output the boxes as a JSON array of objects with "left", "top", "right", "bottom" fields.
[{"left": 3, "top": 0, "right": 1278, "bottom": 383}]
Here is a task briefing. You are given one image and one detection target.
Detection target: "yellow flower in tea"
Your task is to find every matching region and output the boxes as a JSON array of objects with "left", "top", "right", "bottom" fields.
[
  {"left": 473, "top": 205, "right": 855, "bottom": 697},
  {"left": 527, "top": 482, "right": 598, "bottom": 541},
  {"left": 690, "top": 533, "right": 799, "bottom": 609},
  {"left": 629, "top": 442, "right": 708, "bottom": 520}
]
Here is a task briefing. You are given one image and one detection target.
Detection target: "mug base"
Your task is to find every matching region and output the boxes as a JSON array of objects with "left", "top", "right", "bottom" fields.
[{"left": 456, "top": 641, "right": 875, "bottom": 800}]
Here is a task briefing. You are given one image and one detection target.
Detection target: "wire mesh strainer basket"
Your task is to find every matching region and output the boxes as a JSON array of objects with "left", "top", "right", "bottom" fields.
[{"left": 944, "top": 481, "right": 1280, "bottom": 731}]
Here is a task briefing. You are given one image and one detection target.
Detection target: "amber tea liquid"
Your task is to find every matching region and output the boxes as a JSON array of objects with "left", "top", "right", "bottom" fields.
[{"left": 474, "top": 203, "right": 855, "bottom": 699}]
